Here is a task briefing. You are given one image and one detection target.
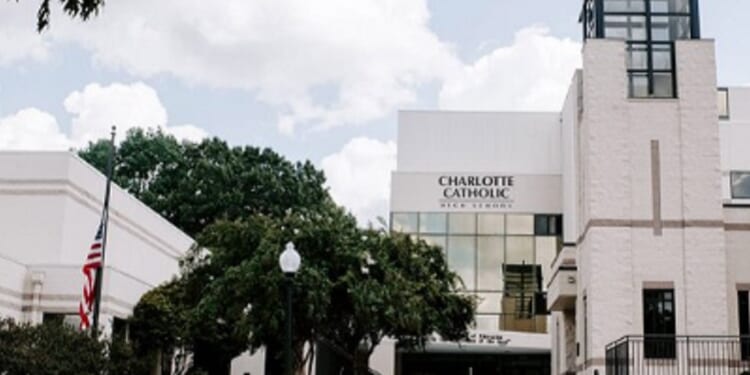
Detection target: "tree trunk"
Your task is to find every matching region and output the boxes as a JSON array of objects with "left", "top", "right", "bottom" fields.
[{"left": 151, "top": 349, "right": 162, "bottom": 375}]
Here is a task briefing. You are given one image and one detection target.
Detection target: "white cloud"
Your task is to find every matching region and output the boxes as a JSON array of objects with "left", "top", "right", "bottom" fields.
[
  {"left": 0, "top": 108, "right": 70, "bottom": 150},
  {"left": 47, "top": 0, "right": 458, "bottom": 135},
  {"left": 0, "top": 2, "right": 50, "bottom": 66},
  {"left": 322, "top": 137, "right": 397, "bottom": 226},
  {"left": 0, "top": 82, "right": 208, "bottom": 150},
  {"left": 65, "top": 82, "right": 169, "bottom": 146},
  {"left": 440, "top": 26, "right": 582, "bottom": 111}
]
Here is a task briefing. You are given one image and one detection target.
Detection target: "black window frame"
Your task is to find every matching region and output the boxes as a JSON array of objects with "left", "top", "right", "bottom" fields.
[
  {"left": 581, "top": 0, "right": 701, "bottom": 99},
  {"left": 643, "top": 288, "right": 677, "bottom": 359},
  {"left": 731, "top": 171, "right": 750, "bottom": 200}
]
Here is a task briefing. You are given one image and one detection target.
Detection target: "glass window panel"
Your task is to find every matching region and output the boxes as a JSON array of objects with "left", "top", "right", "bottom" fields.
[
  {"left": 505, "top": 236, "right": 534, "bottom": 265},
  {"left": 475, "top": 315, "right": 500, "bottom": 331},
  {"left": 478, "top": 213, "right": 505, "bottom": 235},
  {"left": 420, "top": 235, "right": 446, "bottom": 252},
  {"left": 536, "top": 236, "right": 559, "bottom": 290},
  {"left": 391, "top": 213, "right": 417, "bottom": 233},
  {"left": 732, "top": 172, "right": 750, "bottom": 199},
  {"left": 477, "top": 293, "right": 503, "bottom": 314},
  {"left": 652, "top": 72, "right": 675, "bottom": 98},
  {"left": 448, "top": 236, "right": 476, "bottom": 290},
  {"left": 506, "top": 214, "right": 534, "bottom": 235},
  {"left": 650, "top": 0, "right": 690, "bottom": 13},
  {"left": 718, "top": 89, "right": 730, "bottom": 119},
  {"left": 627, "top": 44, "right": 649, "bottom": 70},
  {"left": 478, "top": 237, "right": 504, "bottom": 291},
  {"left": 449, "top": 213, "right": 476, "bottom": 234},
  {"left": 651, "top": 16, "right": 691, "bottom": 41},
  {"left": 604, "top": 15, "right": 647, "bottom": 40},
  {"left": 652, "top": 44, "right": 673, "bottom": 70},
  {"left": 604, "top": 0, "right": 646, "bottom": 12},
  {"left": 629, "top": 72, "right": 649, "bottom": 98},
  {"left": 419, "top": 213, "right": 447, "bottom": 234}
]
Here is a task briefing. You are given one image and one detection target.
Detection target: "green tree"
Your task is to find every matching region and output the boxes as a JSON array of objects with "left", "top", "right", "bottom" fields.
[
  {"left": 0, "top": 318, "right": 147, "bottom": 375},
  {"left": 22, "top": 0, "right": 103, "bottom": 31}
]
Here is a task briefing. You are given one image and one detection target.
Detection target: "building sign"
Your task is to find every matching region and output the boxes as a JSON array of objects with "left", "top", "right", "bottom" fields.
[
  {"left": 391, "top": 172, "right": 561, "bottom": 213},
  {"left": 439, "top": 175, "right": 515, "bottom": 209},
  {"left": 429, "top": 332, "right": 511, "bottom": 346}
]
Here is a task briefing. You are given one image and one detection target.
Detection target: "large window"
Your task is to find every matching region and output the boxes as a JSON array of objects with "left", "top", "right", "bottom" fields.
[
  {"left": 732, "top": 172, "right": 750, "bottom": 199},
  {"left": 583, "top": 0, "right": 699, "bottom": 98},
  {"left": 643, "top": 289, "right": 676, "bottom": 358},
  {"left": 391, "top": 212, "right": 562, "bottom": 333}
]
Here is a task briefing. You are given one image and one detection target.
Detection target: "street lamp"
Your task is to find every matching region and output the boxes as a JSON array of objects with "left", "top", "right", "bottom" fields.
[{"left": 279, "top": 242, "right": 301, "bottom": 375}]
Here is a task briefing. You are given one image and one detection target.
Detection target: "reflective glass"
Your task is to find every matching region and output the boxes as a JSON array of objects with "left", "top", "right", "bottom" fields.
[
  {"left": 391, "top": 213, "right": 417, "bottom": 233},
  {"left": 604, "top": 0, "right": 646, "bottom": 12},
  {"left": 718, "top": 89, "right": 730, "bottom": 119},
  {"left": 478, "top": 213, "right": 505, "bottom": 235},
  {"left": 652, "top": 72, "right": 675, "bottom": 98},
  {"left": 650, "top": 0, "right": 690, "bottom": 13},
  {"left": 420, "top": 235, "right": 446, "bottom": 252},
  {"left": 449, "top": 213, "right": 476, "bottom": 234},
  {"left": 652, "top": 44, "right": 673, "bottom": 70},
  {"left": 604, "top": 15, "right": 647, "bottom": 40},
  {"left": 732, "top": 172, "right": 750, "bottom": 199},
  {"left": 478, "top": 237, "right": 504, "bottom": 291},
  {"left": 505, "top": 236, "right": 534, "bottom": 265},
  {"left": 536, "top": 236, "right": 559, "bottom": 289},
  {"left": 651, "top": 16, "right": 691, "bottom": 41},
  {"left": 626, "top": 43, "right": 649, "bottom": 70},
  {"left": 506, "top": 215, "right": 534, "bottom": 235},
  {"left": 477, "top": 293, "right": 503, "bottom": 314},
  {"left": 419, "top": 213, "right": 447, "bottom": 234},
  {"left": 448, "top": 236, "right": 476, "bottom": 290},
  {"left": 629, "top": 73, "right": 650, "bottom": 98}
]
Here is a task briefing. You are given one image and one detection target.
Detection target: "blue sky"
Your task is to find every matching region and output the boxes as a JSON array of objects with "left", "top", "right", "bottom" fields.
[{"left": 1, "top": 0, "right": 749, "bottom": 224}]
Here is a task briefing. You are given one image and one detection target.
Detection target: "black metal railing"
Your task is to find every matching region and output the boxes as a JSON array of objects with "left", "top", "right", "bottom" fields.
[{"left": 606, "top": 335, "right": 750, "bottom": 375}]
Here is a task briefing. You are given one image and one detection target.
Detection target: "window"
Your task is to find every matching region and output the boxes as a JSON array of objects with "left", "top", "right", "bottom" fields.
[
  {"left": 391, "top": 213, "right": 417, "bottom": 233},
  {"left": 738, "top": 291, "right": 749, "bottom": 360},
  {"left": 643, "top": 289, "right": 676, "bottom": 358},
  {"left": 534, "top": 215, "right": 563, "bottom": 236},
  {"left": 718, "top": 88, "right": 730, "bottom": 119},
  {"left": 419, "top": 213, "right": 447, "bottom": 234},
  {"left": 732, "top": 172, "right": 750, "bottom": 199},
  {"left": 585, "top": 0, "right": 698, "bottom": 99}
]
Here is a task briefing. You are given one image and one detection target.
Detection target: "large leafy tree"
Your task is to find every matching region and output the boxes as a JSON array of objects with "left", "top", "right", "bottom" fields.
[{"left": 80, "top": 129, "right": 333, "bottom": 374}]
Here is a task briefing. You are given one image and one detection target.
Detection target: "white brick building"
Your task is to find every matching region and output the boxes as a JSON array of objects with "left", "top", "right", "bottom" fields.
[{"left": 387, "top": 1, "right": 750, "bottom": 374}]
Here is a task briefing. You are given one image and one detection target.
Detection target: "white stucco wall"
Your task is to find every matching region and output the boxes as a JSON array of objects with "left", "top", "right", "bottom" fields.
[{"left": 0, "top": 151, "right": 194, "bottom": 323}]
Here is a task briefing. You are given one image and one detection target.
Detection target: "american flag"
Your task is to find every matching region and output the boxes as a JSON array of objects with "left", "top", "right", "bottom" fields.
[{"left": 79, "top": 221, "right": 105, "bottom": 331}]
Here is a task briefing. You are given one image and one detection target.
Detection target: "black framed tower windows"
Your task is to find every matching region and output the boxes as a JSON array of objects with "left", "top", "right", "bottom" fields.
[{"left": 582, "top": 0, "right": 700, "bottom": 98}]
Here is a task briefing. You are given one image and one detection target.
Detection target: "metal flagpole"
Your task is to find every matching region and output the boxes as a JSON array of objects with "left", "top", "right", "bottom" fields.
[{"left": 92, "top": 126, "right": 117, "bottom": 338}]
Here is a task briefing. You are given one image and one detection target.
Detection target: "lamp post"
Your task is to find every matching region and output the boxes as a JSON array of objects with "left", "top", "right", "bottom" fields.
[{"left": 279, "top": 242, "right": 301, "bottom": 375}]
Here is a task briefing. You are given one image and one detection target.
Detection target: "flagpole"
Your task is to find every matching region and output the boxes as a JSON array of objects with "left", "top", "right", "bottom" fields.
[{"left": 92, "top": 126, "right": 116, "bottom": 338}]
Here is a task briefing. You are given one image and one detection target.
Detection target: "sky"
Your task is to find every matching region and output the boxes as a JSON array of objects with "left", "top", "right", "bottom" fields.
[{"left": 1, "top": 0, "right": 749, "bottom": 226}]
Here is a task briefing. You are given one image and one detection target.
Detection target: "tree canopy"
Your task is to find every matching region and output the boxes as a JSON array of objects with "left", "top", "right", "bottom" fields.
[{"left": 79, "top": 129, "right": 475, "bottom": 375}]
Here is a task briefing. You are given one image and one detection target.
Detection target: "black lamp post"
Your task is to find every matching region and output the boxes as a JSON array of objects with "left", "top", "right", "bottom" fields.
[{"left": 279, "top": 242, "right": 301, "bottom": 375}]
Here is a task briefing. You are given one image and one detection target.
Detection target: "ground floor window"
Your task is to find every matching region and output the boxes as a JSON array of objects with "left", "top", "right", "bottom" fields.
[
  {"left": 643, "top": 289, "right": 676, "bottom": 359},
  {"left": 739, "top": 290, "right": 750, "bottom": 360}
]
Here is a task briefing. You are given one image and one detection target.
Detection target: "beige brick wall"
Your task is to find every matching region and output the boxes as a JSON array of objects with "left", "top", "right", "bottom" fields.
[{"left": 575, "top": 39, "right": 728, "bottom": 374}]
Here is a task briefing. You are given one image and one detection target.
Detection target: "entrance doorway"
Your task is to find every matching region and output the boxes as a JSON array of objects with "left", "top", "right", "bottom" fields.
[{"left": 398, "top": 352, "right": 550, "bottom": 375}]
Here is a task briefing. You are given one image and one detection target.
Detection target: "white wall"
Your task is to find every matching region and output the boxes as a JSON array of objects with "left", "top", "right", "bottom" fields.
[
  {"left": 397, "top": 111, "right": 562, "bottom": 174},
  {"left": 0, "top": 151, "right": 194, "bottom": 322}
]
